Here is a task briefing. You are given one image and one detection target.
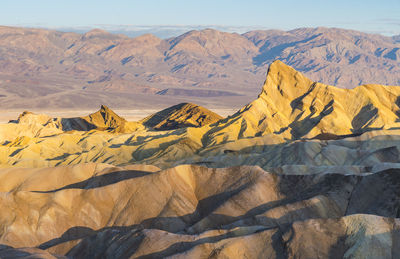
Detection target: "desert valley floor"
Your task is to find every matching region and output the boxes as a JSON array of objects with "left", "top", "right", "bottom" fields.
[{"left": 0, "top": 61, "right": 399, "bottom": 258}]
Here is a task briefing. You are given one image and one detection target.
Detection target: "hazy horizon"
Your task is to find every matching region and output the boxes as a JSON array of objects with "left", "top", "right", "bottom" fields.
[
  {"left": 1, "top": 0, "right": 399, "bottom": 36},
  {"left": 2, "top": 24, "right": 399, "bottom": 40}
]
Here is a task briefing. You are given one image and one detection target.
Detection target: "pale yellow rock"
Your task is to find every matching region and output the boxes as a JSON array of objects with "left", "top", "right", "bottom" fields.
[
  {"left": 141, "top": 102, "right": 223, "bottom": 130},
  {"left": 1, "top": 61, "right": 400, "bottom": 170},
  {"left": 205, "top": 60, "right": 400, "bottom": 145}
]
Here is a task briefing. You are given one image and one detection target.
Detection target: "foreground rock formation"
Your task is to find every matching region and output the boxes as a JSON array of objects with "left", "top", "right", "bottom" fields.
[
  {"left": 0, "top": 164, "right": 399, "bottom": 258},
  {"left": 0, "top": 164, "right": 400, "bottom": 258},
  {"left": 0, "top": 61, "right": 399, "bottom": 258}
]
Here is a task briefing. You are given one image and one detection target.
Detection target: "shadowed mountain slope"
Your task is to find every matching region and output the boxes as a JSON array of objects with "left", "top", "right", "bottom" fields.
[
  {"left": 61, "top": 104, "right": 128, "bottom": 131},
  {"left": 2, "top": 61, "right": 400, "bottom": 169},
  {"left": 1, "top": 60, "right": 400, "bottom": 257},
  {"left": 0, "top": 164, "right": 399, "bottom": 258},
  {"left": 141, "top": 102, "right": 223, "bottom": 130},
  {"left": 0, "top": 26, "right": 399, "bottom": 109},
  {"left": 204, "top": 60, "right": 400, "bottom": 145}
]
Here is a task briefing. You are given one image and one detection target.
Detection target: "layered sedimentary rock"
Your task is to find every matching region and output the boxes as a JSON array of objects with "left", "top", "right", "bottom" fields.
[
  {"left": 1, "top": 61, "right": 400, "bottom": 258},
  {"left": 205, "top": 60, "right": 400, "bottom": 144},
  {"left": 1, "top": 61, "right": 400, "bottom": 169},
  {"left": 141, "top": 102, "right": 222, "bottom": 130},
  {"left": 0, "top": 164, "right": 399, "bottom": 258},
  {"left": 1, "top": 26, "right": 400, "bottom": 110}
]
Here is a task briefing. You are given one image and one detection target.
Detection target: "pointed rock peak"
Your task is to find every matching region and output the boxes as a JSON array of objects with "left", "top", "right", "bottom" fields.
[
  {"left": 266, "top": 60, "right": 306, "bottom": 81},
  {"left": 260, "top": 60, "right": 314, "bottom": 97},
  {"left": 95, "top": 105, "right": 125, "bottom": 120},
  {"left": 83, "top": 105, "right": 126, "bottom": 129},
  {"left": 142, "top": 102, "right": 223, "bottom": 130},
  {"left": 18, "top": 111, "right": 34, "bottom": 120},
  {"left": 268, "top": 60, "right": 294, "bottom": 72},
  {"left": 58, "top": 105, "right": 126, "bottom": 132},
  {"left": 100, "top": 104, "right": 111, "bottom": 112}
]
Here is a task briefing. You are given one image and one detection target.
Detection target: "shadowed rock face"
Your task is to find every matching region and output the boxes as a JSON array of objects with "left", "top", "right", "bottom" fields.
[
  {"left": 207, "top": 60, "right": 400, "bottom": 142},
  {"left": 1, "top": 61, "right": 400, "bottom": 258},
  {"left": 141, "top": 102, "right": 223, "bottom": 130},
  {"left": 6, "top": 105, "right": 132, "bottom": 134},
  {"left": 0, "top": 164, "right": 399, "bottom": 258},
  {"left": 65, "top": 104, "right": 127, "bottom": 130},
  {"left": 3, "top": 61, "right": 400, "bottom": 169},
  {"left": 0, "top": 26, "right": 399, "bottom": 110},
  {"left": 14, "top": 105, "right": 127, "bottom": 131}
]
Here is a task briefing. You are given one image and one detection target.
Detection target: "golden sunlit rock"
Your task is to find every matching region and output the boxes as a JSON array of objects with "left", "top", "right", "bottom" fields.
[{"left": 1, "top": 61, "right": 400, "bottom": 258}]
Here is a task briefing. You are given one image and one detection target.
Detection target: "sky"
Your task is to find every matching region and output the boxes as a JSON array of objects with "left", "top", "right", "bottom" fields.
[{"left": 0, "top": 0, "right": 399, "bottom": 36}]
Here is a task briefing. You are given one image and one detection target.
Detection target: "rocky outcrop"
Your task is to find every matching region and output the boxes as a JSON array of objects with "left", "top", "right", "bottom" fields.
[
  {"left": 2, "top": 105, "right": 140, "bottom": 138},
  {"left": 141, "top": 102, "right": 223, "bottom": 130},
  {"left": 61, "top": 105, "right": 127, "bottom": 131},
  {"left": 1, "top": 61, "right": 400, "bottom": 257},
  {"left": 3, "top": 62, "right": 400, "bottom": 169},
  {"left": 203, "top": 60, "right": 400, "bottom": 144},
  {"left": 0, "top": 164, "right": 398, "bottom": 258}
]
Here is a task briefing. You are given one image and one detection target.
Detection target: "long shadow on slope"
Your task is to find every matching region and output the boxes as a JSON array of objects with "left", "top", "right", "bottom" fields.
[
  {"left": 290, "top": 82, "right": 317, "bottom": 113},
  {"left": 67, "top": 221, "right": 400, "bottom": 258},
  {"left": 133, "top": 227, "right": 282, "bottom": 259},
  {"left": 395, "top": 96, "right": 400, "bottom": 122},
  {"left": 208, "top": 135, "right": 400, "bottom": 170},
  {"left": 37, "top": 169, "right": 400, "bottom": 257},
  {"left": 0, "top": 246, "right": 64, "bottom": 259},
  {"left": 185, "top": 173, "right": 358, "bottom": 232},
  {"left": 38, "top": 226, "right": 97, "bottom": 250},
  {"left": 132, "top": 170, "right": 400, "bottom": 258},
  {"left": 289, "top": 99, "right": 334, "bottom": 139},
  {"left": 108, "top": 129, "right": 191, "bottom": 162},
  {"left": 34, "top": 177, "right": 291, "bottom": 250},
  {"left": 252, "top": 33, "right": 322, "bottom": 66},
  {"left": 351, "top": 103, "right": 382, "bottom": 134},
  {"left": 37, "top": 182, "right": 267, "bottom": 252},
  {"left": 40, "top": 206, "right": 284, "bottom": 256},
  {"left": 201, "top": 115, "right": 244, "bottom": 147},
  {"left": 60, "top": 118, "right": 97, "bottom": 131},
  {"left": 31, "top": 170, "right": 152, "bottom": 193},
  {"left": 64, "top": 224, "right": 283, "bottom": 259}
]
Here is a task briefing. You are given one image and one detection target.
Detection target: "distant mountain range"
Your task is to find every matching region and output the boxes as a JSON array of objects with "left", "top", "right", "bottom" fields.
[
  {"left": 0, "top": 25, "right": 399, "bottom": 109},
  {"left": 55, "top": 25, "right": 267, "bottom": 38}
]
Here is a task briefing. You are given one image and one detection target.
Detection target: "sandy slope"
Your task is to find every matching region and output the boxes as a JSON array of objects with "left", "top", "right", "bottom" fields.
[
  {"left": 0, "top": 109, "right": 236, "bottom": 124},
  {"left": 0, "top": 164, "right": 398, "bottom": 258},
  {"left": 1, "top": 61, "right": 400, "bottom": 258},
  {"left": 1, "top": 61, "right": 400, "bottom": 169}
]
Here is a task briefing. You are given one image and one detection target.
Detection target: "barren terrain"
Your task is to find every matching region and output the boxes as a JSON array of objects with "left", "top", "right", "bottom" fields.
[
  {"left": 0, "top": 61, "right": 399, "bottom": 257},
  {"left": 0, "top": 26, "right": 399, "bottom": 110},
  {"left": 0, "top": 109, "right": 236, "bottom": 124}
]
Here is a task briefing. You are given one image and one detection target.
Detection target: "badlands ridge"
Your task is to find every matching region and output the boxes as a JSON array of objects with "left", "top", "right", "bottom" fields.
[{"left": 0, "top": 61, "right": 400, "bottom": 258}]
